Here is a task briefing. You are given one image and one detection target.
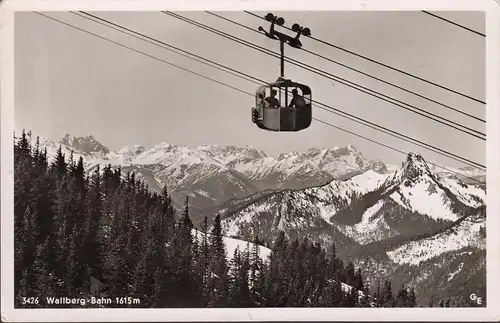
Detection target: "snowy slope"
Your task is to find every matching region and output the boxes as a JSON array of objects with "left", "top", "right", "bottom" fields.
[
  {"left": 219, "top": 152, "right": 485, "bottom": 251},
  {"left": 382, "top": 153, "right": 484, "bottom": 222},
  {"left": 22, "top": 131, "right": 486, "bottom": 306},
  {"left": 192, "top": 229, "right": 272, "bottom": 262},
  {"left": 336, "top": 200, "right": 393, "bottom": 245},
  {"left": 26, "top": 132, "right": 485, "bottom": 237},
  {"left": 27, "top": 132, "right": 396, "bottom": 215},
  {"left": 431, "top": 165, "right": 486, "bottom": 184},
  {"left": 386, "top": 219, "right": 485, "bottom": 266}
]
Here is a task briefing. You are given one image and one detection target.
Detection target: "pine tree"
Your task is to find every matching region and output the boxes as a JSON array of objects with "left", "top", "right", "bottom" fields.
[
  {"left": 409, "top": 287, "right": 417, "bottom": 307},
  {"left": 207, "top": 213, "right": 229, "bottom": 307},
  {"left": 132, "top": 239, "right": 156, "bottom": 307},
  {"left": 249, "top": 236, "right": 264, "bottom": 306},
  {"left": 381, "top": 279, "right": 394, "bottom": 307},
  {"left": 160, "top": 186, "right": 175, "bottom": 233},
  {"left": 31, "top": 239, "right": 56, "bottom": 305},
  {"left": 228, "top": 247, "right": 251, "bottom": 307},
  {"left": 52, "top": 146, "right": 67, "bottom": 178},
  {"left": 329, "top": 279, "right": 344, "bottom": 307},
  {"left": 168, "top": 202, "right": 197, "bottom": 307},
  {"left": 428, "top": 294, "right": 435, "bottom": 307},
  {"left": 181, "top": 196, "right": 193, "bottom": 229},
  {"left": 344, "top": 261, "right": 356, "bottom": 288},
  {"left": 360, "top": 286, "right": 371, "bottom": 307},
  {"left": 200, "top": 216, "right": 210, "bottom": 301},
  {"left": 16, "top": 206, "right": 37, "bottom": 299},
  {"left": 354, "top": 268, "right": 364, "bottom": 291},
  {"left": 395, "top": 284, "right": 409, "bottom": 307},
  {"left": 265, "top": 231, "right": 290, "bottom": 307},
  {"left": 84, "top": 165, "right": 105, "bottom": 280},
  {"left": 190, "top": 230, "right": 206, "bottom": 307}
]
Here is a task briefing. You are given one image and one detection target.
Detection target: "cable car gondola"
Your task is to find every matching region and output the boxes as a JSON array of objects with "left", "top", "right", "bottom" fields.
[
  {"left": 252, "top": 78, "right": 312, "bottom": 131},
  {"left": 251, "top": 13, "right": 313, "bottom": 132}
]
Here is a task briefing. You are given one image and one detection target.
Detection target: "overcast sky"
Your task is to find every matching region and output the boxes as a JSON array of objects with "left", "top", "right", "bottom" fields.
[{"left": 14, "top": 10, "right": 485, "bottom": 168}]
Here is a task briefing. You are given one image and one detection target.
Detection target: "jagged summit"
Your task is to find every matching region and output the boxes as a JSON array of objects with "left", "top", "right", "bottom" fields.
[
  {"left": 60, "top": 134, "right": 110, "bottom": 154},
  {"left": 406, "top": 152, "right": 425, "bottom": 164},
  {"left": 382, "top": 152, "right": 434, "bottom": 187},
  {"left": 402, "top": 152, "right": 432, "bottom": 180}
]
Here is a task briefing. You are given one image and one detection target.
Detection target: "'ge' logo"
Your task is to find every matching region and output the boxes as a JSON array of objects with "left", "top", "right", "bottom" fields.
[{"left": 470, "top": 293, "right": 482, "bottom": 305}]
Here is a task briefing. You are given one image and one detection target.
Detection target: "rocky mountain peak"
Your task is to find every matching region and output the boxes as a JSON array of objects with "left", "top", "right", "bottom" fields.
[
  {"left": 403, "top": 152, "right": 431, "bottom": 180},
  {"left": 60, "top": 134, "right": 110, "bottom": 154}
]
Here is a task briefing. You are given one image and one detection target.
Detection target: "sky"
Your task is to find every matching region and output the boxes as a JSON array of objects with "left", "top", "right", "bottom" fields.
[{"left": 14, "top": 10, "right": 486, "bottom": 168}]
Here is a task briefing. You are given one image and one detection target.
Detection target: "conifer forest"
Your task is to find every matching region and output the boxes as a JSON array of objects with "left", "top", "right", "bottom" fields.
[{"left": 14, "top": 131, "right": 421, "bottom": 308}]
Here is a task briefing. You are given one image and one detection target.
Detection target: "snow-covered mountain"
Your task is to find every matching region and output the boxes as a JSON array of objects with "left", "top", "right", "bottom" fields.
[
  {"left": 26, "top": 132, "right": 486, "bottom": 236},
  {"left": 28, "top": 133, "right": 408, "bottom": 215},
  {"left": 215, "top": 152, "right": 486, "bottom": 305},
  {"left": 23, "top": 131, "right": 486, "bottom": 306},
  {"left": 218, "top": 152, "right": 485, "bottom": 244},
  {"left": 222, "top": 144, "right": 389, "bottom": 190},
  {"left": 431, "top": 165, "right": 486, "bottom": 187},
  {"left": 60, "top": 133, "right": 110, "bottom": 155}
]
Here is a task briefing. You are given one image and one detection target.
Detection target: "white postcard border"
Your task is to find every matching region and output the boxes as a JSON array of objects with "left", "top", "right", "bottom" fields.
[{"left": 1, "top": 0, "right": 499, "bottom": 321}]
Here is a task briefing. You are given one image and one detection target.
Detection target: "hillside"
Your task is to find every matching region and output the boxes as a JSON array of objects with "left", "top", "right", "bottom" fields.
[
  {"left": 28, "top": 133, "right": 413, "bottom": 219},
  {"left": 216, "top": 152, "right": 486, "bottom": 306},
  {"left": 22, "top": 130, "right": 487, "bottom": 306}
]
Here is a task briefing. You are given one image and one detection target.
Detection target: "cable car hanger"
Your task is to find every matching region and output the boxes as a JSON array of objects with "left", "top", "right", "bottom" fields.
[
  {"left": 258, "top": 13, "right": 311, "bottom": 78},
  {"left": 252, "top": 13, "right": 313, "bottom": 132}
]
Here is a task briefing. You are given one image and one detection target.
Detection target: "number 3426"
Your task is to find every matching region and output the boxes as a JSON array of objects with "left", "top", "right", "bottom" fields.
[{"left": 22, "top": 297, "right": 40, "bottom": 305}]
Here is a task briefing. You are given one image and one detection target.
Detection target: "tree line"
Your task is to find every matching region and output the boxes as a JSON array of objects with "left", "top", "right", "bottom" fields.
[{"left": 14, "top": 130, "right": 417, "bottom": 308}]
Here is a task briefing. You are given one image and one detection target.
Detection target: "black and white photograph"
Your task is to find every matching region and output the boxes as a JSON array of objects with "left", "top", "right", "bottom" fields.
[{"left": 1, "top": 0, "right": 500, "bottom": 321}]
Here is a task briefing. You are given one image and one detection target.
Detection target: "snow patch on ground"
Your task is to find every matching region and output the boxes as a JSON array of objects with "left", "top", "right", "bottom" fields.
[
  {"left": 386, "top": 220, "right": 484, "bottom": 265},
  {"left": 336, "top": 200, "right": 393, "bottom": 244},
  {"left": 195, "top": 189, "right": 212, "bottom": 198},
  {"left": 447, "top": 262, "right": 464, "bottom": 281},
  {"left": 223, "top": 235, "right": 272, "bottom": 261},
  {"left": 390, "top": 178, "right": 459, "bottom": 222},
  {"left": 192, "top": 229, "right": 271, "bottom": 262},
  {"left": 441, "top": 178, "right": 485, "bottom": 207},
  {"left": 221, "top": 208, "right": 261, "bottom": 237},
  {"left": 349, "top": 170, "right": 390, "bottom": 194}
]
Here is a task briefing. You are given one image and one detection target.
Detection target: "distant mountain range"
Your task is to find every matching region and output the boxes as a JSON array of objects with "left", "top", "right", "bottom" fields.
[
  {"left": 26, "top": 132, "right": 487, "bottom": 306},
  {"left": 30, "top": 133, "right": 485, "bottom": 213}
]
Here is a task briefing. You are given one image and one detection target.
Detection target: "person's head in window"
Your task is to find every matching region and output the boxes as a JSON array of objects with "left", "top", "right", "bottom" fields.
[{"left": 265, "top": 89, "right": 280, "bottom": 108}]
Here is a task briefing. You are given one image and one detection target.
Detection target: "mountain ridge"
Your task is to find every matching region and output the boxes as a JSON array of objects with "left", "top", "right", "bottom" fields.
[
  {"left": 26, "top": 132, "right": 402, "bottom": 211},
  {"left": 30, "top": 132, "right": 486, "bottom": 184},
  {"left": 212, "top": 150, "right": 485, "bottom": 305},
  {"left": 19, "top": 130, "right": 487, "bottom": 306},
  {"left": 217, "top": 151, "right": 484, "bottom": 242}
]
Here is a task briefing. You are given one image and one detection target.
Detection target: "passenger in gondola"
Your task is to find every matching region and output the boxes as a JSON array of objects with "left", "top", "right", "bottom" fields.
[
  {"left": 289, "top": 88, "right": 307, "bottom": 109},
  {"left": 264, "top": 89, "right": 280, "bottom": 108}
]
